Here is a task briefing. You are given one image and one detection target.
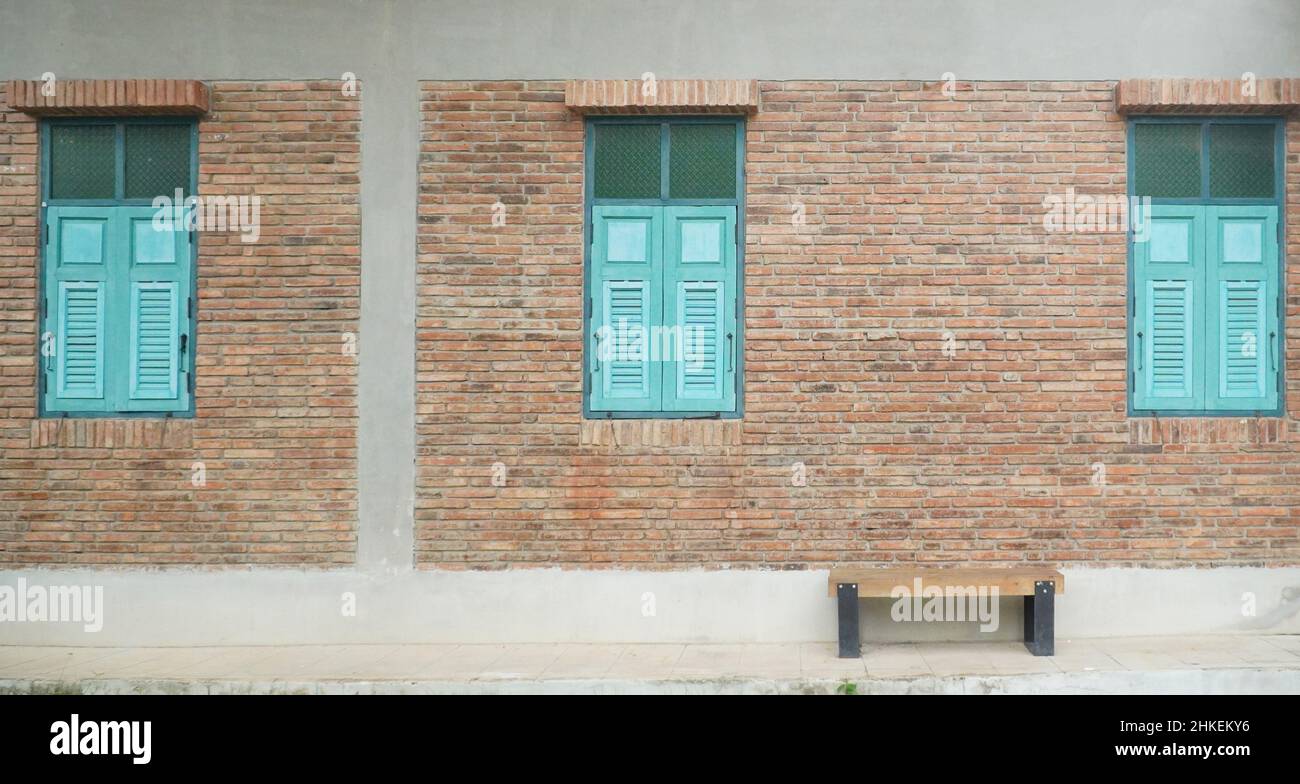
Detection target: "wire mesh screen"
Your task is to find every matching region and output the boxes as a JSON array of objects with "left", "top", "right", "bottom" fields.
[
  {"left": 593, "top": 124, "right": 662, "bottom": 199},
  {"left": 1132, "top": 123, "right": 1201, "bottom": 199},
  {"left": 1208, "top": 124, "right": 1274, "bottom": 199},
  {"left": 669, "top": 124, "right": 736, "bottom": 199},
  {"left": 124, "top": 124, "right": 191, "bottom": 200},
  {"left": 49, "top": 125, "right": 116, "bottom": 199}
]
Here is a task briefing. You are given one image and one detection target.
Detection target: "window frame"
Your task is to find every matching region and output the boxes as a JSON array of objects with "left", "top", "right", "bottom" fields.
[
  {"left": 582, "top": 116, "right": 745, "bottom": 420},
  {"left": 38, "top": 116, "right": 199, "bottom": 418},
  {"left": 1126, "top": 115, "right": 1286, "bottom": 418}
]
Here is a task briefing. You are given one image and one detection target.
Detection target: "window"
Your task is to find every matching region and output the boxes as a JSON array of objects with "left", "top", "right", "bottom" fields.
[
  {"left": 1129, "top": 118, "right": 1283, "bottom": 415},
  {"left": 41, "top": 119, "right": 196, "bottom": 416},
  {"left": 585, "top": 118, "right": 743, "bottom": 418}
]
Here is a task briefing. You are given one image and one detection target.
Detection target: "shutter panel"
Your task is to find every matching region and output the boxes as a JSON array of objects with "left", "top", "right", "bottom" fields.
[
  {"left": 118, "top": 206, "right": 192, "bottom": 412},
  {"left": 1133, "top": 205, "right": 1204, "bottom": 411},
  {"left": 662, "top": 206, "right": 737, "bottom": 413},
  {"left": 1204, "top": 206, "right": 1279, "bottom": 411},
  {"left": 679, "top": 282, "right": 724, "bottom": 396},
  {"left": 56, "top": 282, "right": 106, "bottom": 400},
  {"left": 589, "top": 206, "right": 662, "bottom": 412},
  {"left": 129, "top": 282, "right": 181, "bottom": 399},
  {"left": 44, "top": 207, "right": 113, "bottom": 413}
]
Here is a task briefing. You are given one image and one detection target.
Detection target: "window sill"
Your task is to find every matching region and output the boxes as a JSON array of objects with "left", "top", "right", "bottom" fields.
[
  {"left": 30, "top": 418, "right": 193, "bottom": 449},
  {"left": 1127, "top": 416, "right": 1291, "bottom": 446},
  {"left": 580, "top": 418, "right": 741, "bottom": 449}
]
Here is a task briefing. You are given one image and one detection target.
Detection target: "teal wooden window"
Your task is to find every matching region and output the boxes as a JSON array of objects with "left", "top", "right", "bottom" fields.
[
  {"left": 584, "top": 118, "right": 743, "bottom": 418},
  {"left": 590, "top": 205, "right": 738, "bottom": 414},
  {"left": 41, "top": 119, "right": 196, "bottom": 417},
  {"left": 1129, "top": 118, "right": 1283, "bottom": 415}
]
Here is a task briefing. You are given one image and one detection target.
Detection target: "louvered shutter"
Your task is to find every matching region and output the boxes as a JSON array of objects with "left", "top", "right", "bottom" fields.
[
  {"left": 662, "top": 206, "right": 737, "bottom": 413},
  {"left": 43, "top": 207, "right": 113, "bottom": 413},
  {"left": 589, "top": 206, "right": 663, "bottom": 412},
  {"left": 1133, "top": 205, "right": 1204, "bottom": 410},
  {"left": 1204, "top": 206, "right": 1279, "bottom": 411},
  {"left": 118, "top": 206, "right": 192, "bottom": 412}
]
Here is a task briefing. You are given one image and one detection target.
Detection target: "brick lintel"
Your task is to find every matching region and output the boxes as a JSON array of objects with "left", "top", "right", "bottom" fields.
[
  {"left": 565, "top": 79, "right": 759, "bottom": 115},
  {"left": 1116, "top": 78, "right": 1300, "bottom": 114},
  {"left": 4, "top": 79, "right": 210, "bottom": 116}
]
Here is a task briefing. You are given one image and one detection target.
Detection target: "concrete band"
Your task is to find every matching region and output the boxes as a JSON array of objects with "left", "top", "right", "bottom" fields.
[{"left": 0, "top": 567, "right": 1296, "bottom": 646}]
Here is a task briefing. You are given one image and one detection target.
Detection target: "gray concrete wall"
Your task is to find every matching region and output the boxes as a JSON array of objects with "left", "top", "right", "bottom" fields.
[
  {"left": 5, "top": 1, "right": 1299, "bottom": 79},
  {"left": 1, "top": 568, "right": 1297, "bottom": 646},
  {"left": 1, "top": 1, "right": 1298, "bottom": 645}
]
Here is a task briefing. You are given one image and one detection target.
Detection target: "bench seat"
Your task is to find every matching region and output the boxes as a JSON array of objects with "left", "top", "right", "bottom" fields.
[{"left": 829, "top": 567, "right": 1065, "bottom": 658}]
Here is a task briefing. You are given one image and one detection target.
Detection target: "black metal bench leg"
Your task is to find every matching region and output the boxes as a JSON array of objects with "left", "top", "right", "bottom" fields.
[
  {"left": 837, "top": 582, "right": 860, "bottom": 658},
  {"left": 1023, "top": 580, "right": 1055, "bottom": 656}
]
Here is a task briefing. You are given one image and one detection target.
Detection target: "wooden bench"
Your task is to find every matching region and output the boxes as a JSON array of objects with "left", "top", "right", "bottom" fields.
[{"left": 829, "top": 567, "right": 1065, "bottom": 658}]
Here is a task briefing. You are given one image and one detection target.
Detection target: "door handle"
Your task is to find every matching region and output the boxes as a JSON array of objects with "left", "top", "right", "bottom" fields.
[
  {"left": 1269, "top": 331, "right": 1277, "bottom": 373},
  {"left": 726, "top": 332, "right": 734, "bottom": 373},
  {"left": 1136, "top": 331, "right": 1143, "bottom": 371}
]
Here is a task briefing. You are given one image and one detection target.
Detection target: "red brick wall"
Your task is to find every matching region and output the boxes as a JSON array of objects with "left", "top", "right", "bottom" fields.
[
  {"left": 0, "top": 81, "right": 360, "bottom": 565},
  {"left": 416, "top": 80, "right": 1300, "bottom": 569}
]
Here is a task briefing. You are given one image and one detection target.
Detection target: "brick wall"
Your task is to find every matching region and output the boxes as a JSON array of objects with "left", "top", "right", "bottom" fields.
[
  {"left": 0, "top": 81, "right": 360, "bottom": 565},
  {"left": 416, "top": 80, "right": 1300, "bottom": 569}
]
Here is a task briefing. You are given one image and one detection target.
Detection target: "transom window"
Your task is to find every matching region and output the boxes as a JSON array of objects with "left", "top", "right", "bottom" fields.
[{"left": 47, "top": 120, "right": 193, "bottom": 201}]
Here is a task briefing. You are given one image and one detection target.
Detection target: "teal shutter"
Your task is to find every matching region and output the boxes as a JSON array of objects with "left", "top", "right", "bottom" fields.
[
  {"left": 1204, "top": 206, "right": 1279, "bottom": 411},
  {"left": 117, "top": 207, "right": 192, "bottom": 412},
  {"left": 662, "top": 206, "right": 737, "bottom": 413},
  {"left": 45, "top": 206, "right": 192, "bottom": 414},
  {"left": 44, "top": 207, "right": 113, "bottom": 413},
  {"left": 589, "top": 206, "right": 663, "bottom": 412},
  {"left": 1133, "top": 205, "right": 1204, "bottom": 411}
]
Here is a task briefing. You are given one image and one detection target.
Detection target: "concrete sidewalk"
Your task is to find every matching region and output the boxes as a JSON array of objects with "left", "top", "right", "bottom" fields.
[{"left": 2, "top": 635, "right": 1298, "bottom": 695}]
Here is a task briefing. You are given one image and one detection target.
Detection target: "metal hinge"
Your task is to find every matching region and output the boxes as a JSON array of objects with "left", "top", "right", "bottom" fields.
[
  {"left": 187, "top": 296, "right": 193, "bottom": 319},
  {"left": 40, "top": 298, "right": 49, "bottom": 387}
]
